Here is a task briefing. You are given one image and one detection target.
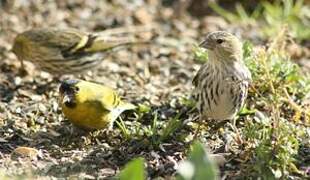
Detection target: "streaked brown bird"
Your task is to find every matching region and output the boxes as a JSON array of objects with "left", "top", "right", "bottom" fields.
[
  {"left": 59, "top": 79, "right": 136, "bottom": 130},
  {"left": 12, "top": 27, "right": 149, "bottom": 75},
  {"left": 192, "top": 31, "right": 251, "bottom": 127}
]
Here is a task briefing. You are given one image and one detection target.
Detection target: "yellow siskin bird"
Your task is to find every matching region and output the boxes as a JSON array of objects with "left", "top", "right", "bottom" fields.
[
  {"left": 59, "top": 79, "right": 136, "bottom": 130},
  {"left": 12, "top": 27, "right": 148, "bottom": 75},
  {"left": 192, "top": 31, "right": 251, "bottom": 126}
]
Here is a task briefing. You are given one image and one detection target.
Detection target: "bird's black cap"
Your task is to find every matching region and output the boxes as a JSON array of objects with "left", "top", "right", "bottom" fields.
[
  {"left": 59, "top": 79, "right": 80, "bottom": 108},
  {"left": 59, "top": 79, "right": 80, "bottom": 94}
]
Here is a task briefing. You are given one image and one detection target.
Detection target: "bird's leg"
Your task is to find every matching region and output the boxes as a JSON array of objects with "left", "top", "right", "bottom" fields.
[
  {"left": 232, "top": 117, "right": 237, "bottom": 128},
  {"left": 18, "top": 59, "right": 28, "bottom": 76},
  {"left": 20, "top": 58, "right": 24, "bottom": 69},
  {"left": 229, "top": 118, "right": 243, "bottom": 144},
  {"left": 194, "top": 116, "right": 206, "bottom": 139},
  {"left": 193, "top": 122, "right": 202, "bottom": 139},
  {"left": 52, "top": 76, "right": 61, "bottom": 82}
]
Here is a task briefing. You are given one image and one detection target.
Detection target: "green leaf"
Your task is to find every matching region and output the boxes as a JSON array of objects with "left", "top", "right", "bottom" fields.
[
  {"left": 193, "top": 46, "right": 208, "bottom": 63},
  {"left": 209, "top": 2, "right": 239, "bottom": 23},
  {"left": 119, "top": 158, "right": 145, "bottom": 180},
  {"left": 160, "top": 113, "right": 183, "bottom": 142},
  {"left": 242, "top": 41, "right": 253, "bottom": 59},
  {"left": 138, "top": 104, "right": 151, "bottom": 114},
  {"left": 238, "top": 107, "right": 256, "bottom": 116},
  {"left": 177, "top": 141, "right": 218, "bottom": 180}
]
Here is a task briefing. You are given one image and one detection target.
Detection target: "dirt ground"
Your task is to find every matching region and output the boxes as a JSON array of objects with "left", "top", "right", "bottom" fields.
[{"left": 0, "top": 0, "right": 309, "bottom": 179}]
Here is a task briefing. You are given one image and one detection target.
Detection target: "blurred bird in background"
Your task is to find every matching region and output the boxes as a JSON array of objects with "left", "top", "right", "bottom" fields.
[
  {"left": 59, "top": 79, "right": 136, "bottom": 130},
  {"left": 192, "top": 31, "right": 251, "bottom": 134},
  {"left": 12, "top": 26, "right": 153, "bottom": 75}
]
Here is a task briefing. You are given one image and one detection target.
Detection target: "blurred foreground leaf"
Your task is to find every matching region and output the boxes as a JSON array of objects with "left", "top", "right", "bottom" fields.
[
  {"left": 177, "top": 141, "right": 218, "bottom": 180},
  {"left": 119, "top": 158, "right": 145, "bottom": 180}
]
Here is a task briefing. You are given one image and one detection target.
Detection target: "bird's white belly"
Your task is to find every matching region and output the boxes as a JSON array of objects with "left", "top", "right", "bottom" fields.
[{"left": 203, "top": 90, "right": 236, "bottom": 120}]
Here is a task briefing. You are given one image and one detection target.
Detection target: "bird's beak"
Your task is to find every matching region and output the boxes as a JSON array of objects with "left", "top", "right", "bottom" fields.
[
  {"left": 62, "top": 94, "right": 71, "bottom": 104},
  {"left": 199, "top": 40, "right": 214, "bottom": 50},
  {"left": 59, "top": 80, "right": 79, "bottom": 108},
  {"left": 61, "top": 92, "right": 77, "bottom": 108}
]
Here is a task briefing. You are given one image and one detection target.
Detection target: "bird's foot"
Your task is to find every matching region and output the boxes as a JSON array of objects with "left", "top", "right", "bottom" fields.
[{"left": 18, "top": 68, "right": 28, "bottom": 77}]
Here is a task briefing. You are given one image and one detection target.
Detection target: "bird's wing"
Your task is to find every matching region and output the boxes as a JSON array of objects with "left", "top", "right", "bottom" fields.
[
  {"left": 83, "top": 36, "right": 136, "bottom": 53},
  {"left": 32, "top": 28, "right": 105, "bottom": 58},
  {"left": 230, "top": 76, "right": 249, "bottom": 112},
  {"left": 91, "top": 86, "right": 123, "bottom": 112},
  {"left": 95, "top": 86, "right": 136, "bottom": 112},
  {"left": 192, "top": 64, "right": 209, "bottom": 87},
  {"left": 77, "top": 81, "right": 135, "bottom": 124},
  {"left": 33, "top": 28, "right": 88, "bottom": 53},
  {"left": 192, "top": 72, "right": 200, "bottom": 87},
  {"left": 57, "top": 32, "right": 135, "bottom": 58},
  {"left": 38, "top": 28, "right": 145, "bottom": 59}
]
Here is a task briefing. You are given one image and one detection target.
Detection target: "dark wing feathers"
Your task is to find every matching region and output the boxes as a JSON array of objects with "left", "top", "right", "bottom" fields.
[{"left": 192, "top": 64, "right": 208, "bottom": 87}]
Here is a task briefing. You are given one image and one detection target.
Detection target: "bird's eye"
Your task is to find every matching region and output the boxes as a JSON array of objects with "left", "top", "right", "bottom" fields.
[
  {"left": 216, "top": 39, "right": 224, "bottom": 44},
  {"left": 75, "top": 87, "right": 79, "bottom": 91}
]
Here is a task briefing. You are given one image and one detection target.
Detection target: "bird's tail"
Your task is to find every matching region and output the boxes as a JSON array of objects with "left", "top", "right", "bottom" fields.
[
  {"left": 86, "top": 25, "right": 155, "bottom": 52},
  {"left": 118, "top": 101, "right": 136, "bottom": 111},
  {"left": 94, "top": 24, "right": 155, "bottom": 37},
  {"left": 109, "top": 101, "right": 136, "bottom": 126}
]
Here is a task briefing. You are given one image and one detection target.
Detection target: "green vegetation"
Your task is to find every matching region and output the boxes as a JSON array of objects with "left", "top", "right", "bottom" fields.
[
  {"left": 177, "top": 142, "right": 218, "bottom": 180},
  {"left": 114, "top": 25, "right": 310, "bottom": 179},
  {"left": 115, "top": 21, "right": 310, "bottom": 180},
  {"left": 116, "top": 142, "right": 218, "bottom": 180},
  {"left": 1, "top": 0, "right": 309, "bottom": 179},
  {"left": 241, "top": 29, "right": 309, "bottom": 178},
  {"left": 119, "top": 158, "right": 145, "bottom": 180},
  {"left": 116, "top": 104, "right": 185, "bottom": 148},
  {"left": 210, "top": 0, "right": 310, "bottom": 41},
  {"left": 191, "top": 26, "right": 309, "bottom": 179}
]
